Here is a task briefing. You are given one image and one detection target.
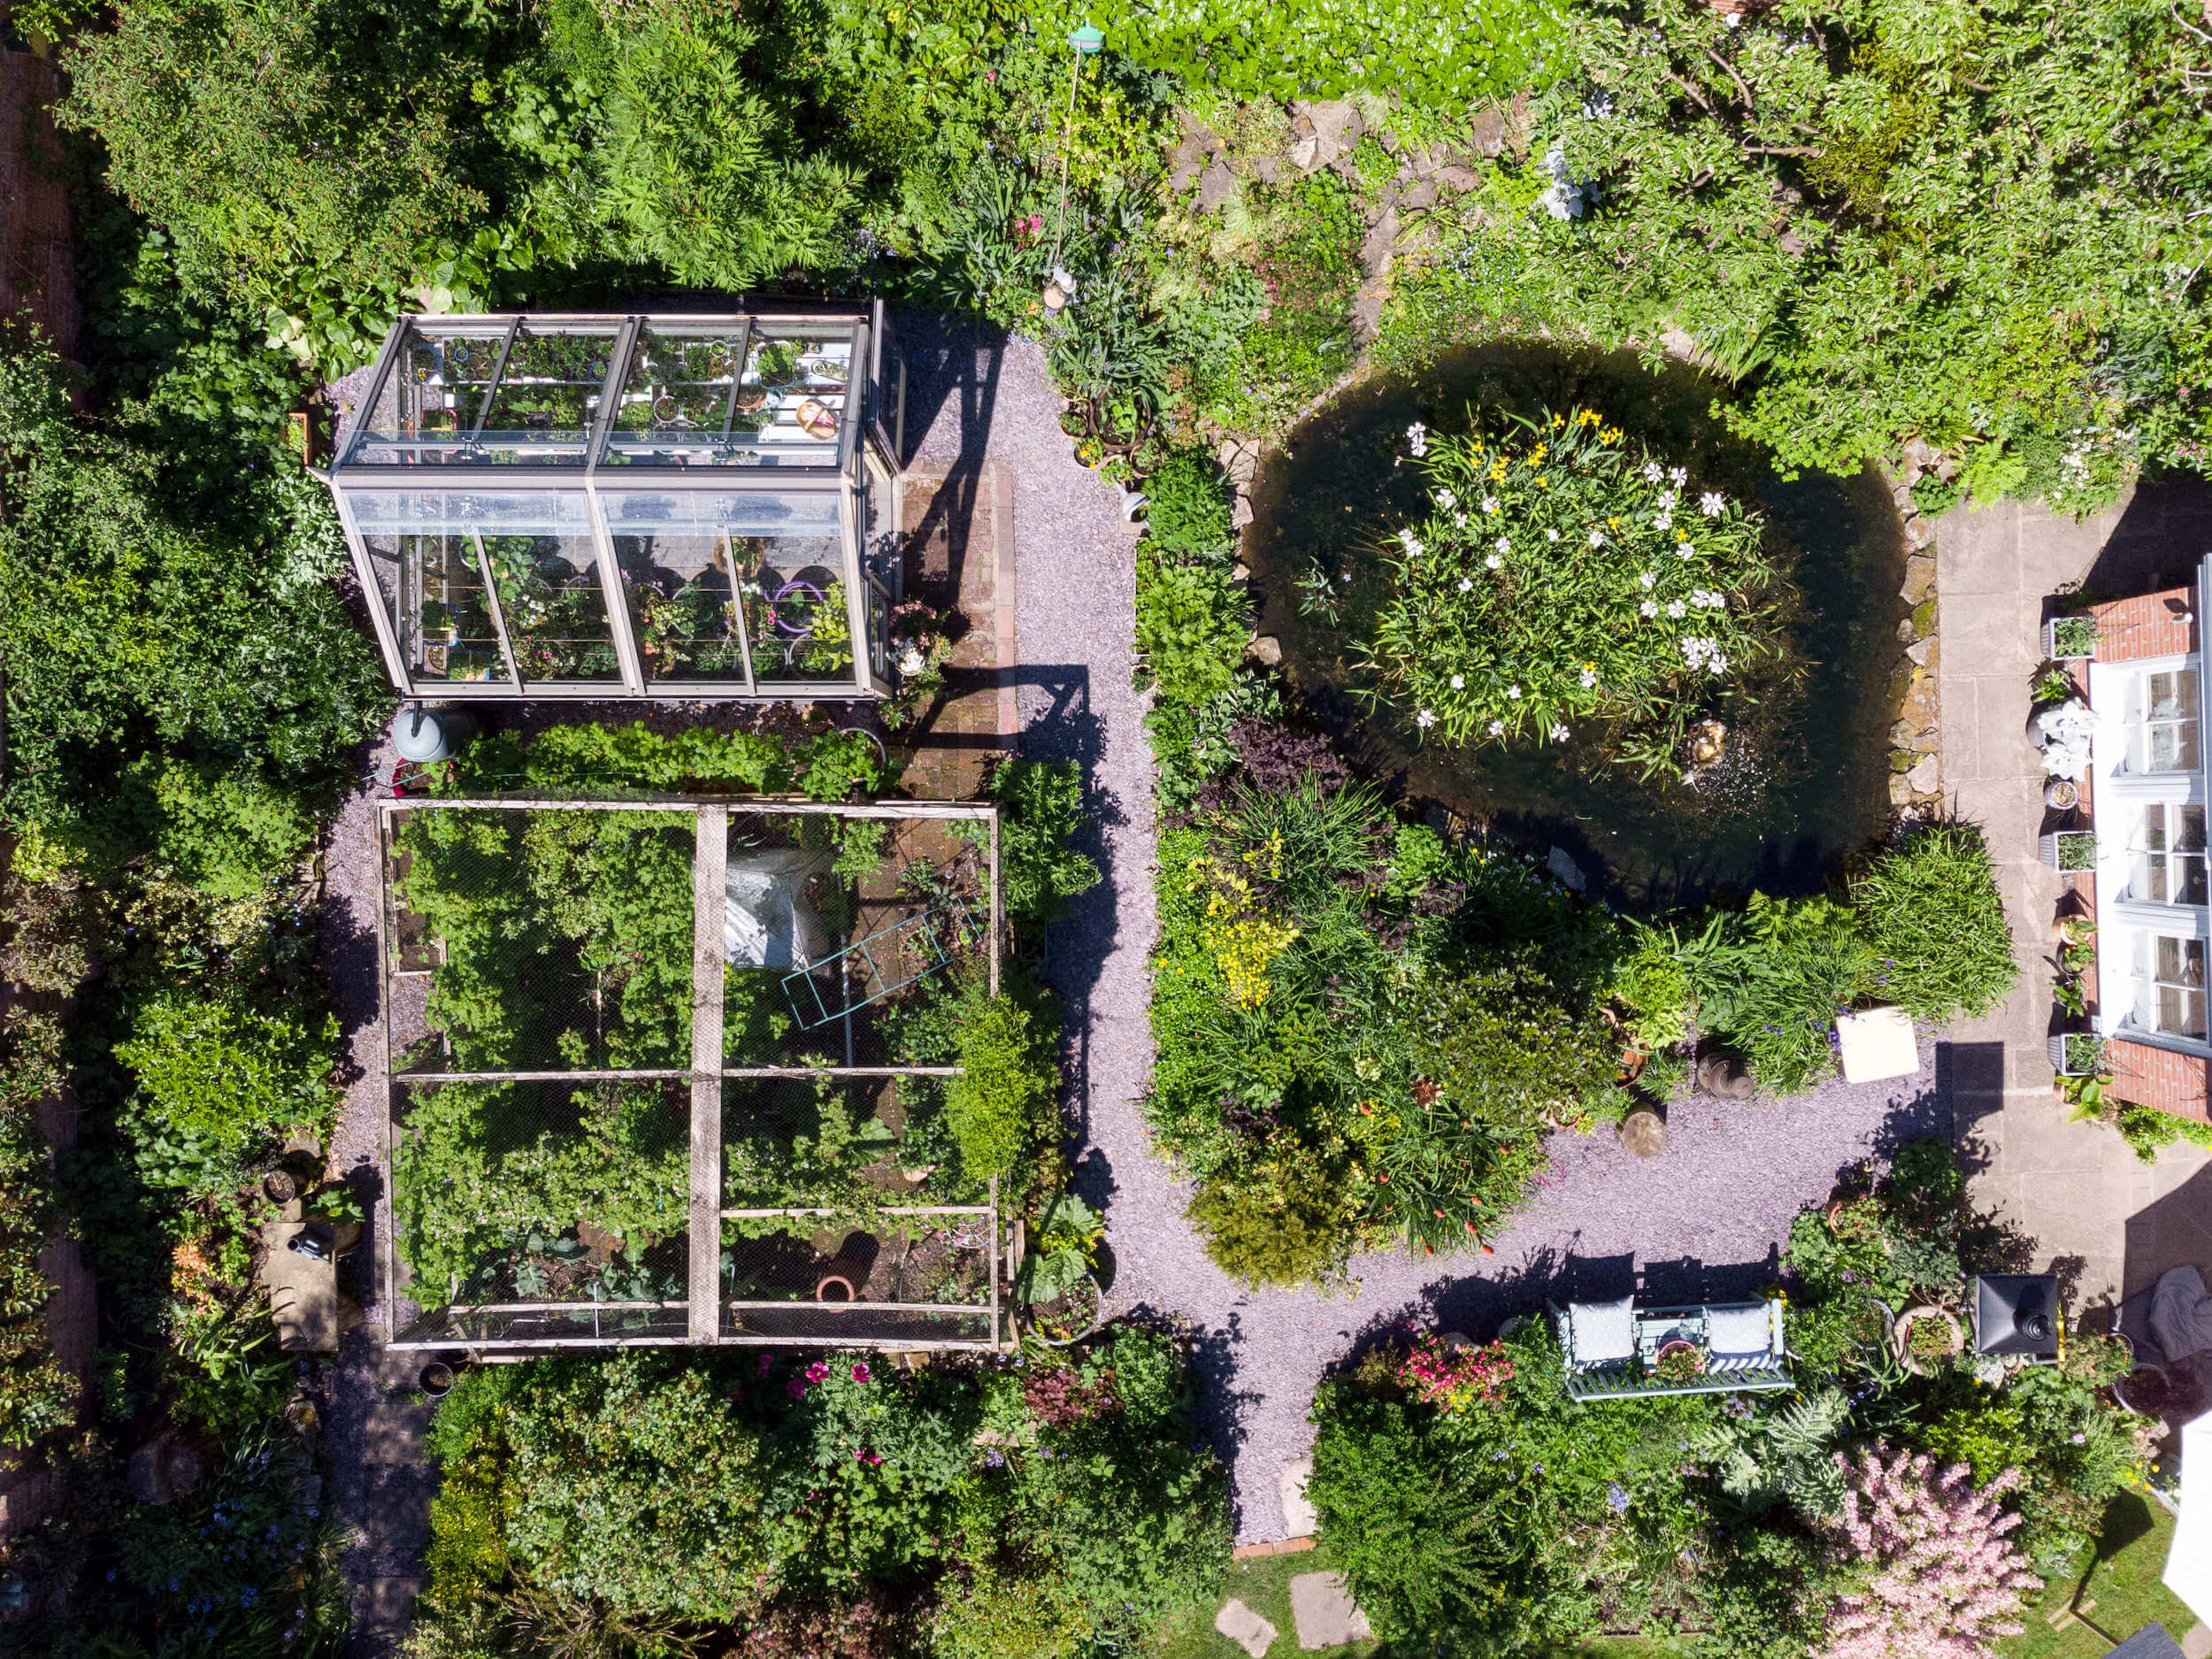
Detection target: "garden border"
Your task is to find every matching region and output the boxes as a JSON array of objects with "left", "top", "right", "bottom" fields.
[{"left": 373, "top": 794, "right": 1010, "bottom": 1354}]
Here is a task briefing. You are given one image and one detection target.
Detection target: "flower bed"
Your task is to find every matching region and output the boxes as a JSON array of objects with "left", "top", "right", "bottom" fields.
[{"left": 1300, "top": 406, "right": 1784, "bottom": 778}]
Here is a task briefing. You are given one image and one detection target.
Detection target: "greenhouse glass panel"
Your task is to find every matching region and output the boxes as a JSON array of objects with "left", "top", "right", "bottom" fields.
[
  {"left": 480, "top": 534, "right": 621, "bottom": 682},
  {"left": 742, "top": 527, "right": 856, "bottom": 688},
  {"left": 365, "top": 533, "right": 514, "bottom": 686},
  {"left": 601, "top": 324, "right": 755, "bottom": 469},
  {"left": 728, "top": 326, "right": 854, "bottom": 466},
  {"left": 475, "top": 326, "right": 620, "bottom": 464}
]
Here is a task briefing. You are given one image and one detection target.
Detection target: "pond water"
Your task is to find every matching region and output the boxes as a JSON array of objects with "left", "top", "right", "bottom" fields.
[{"left": 1242, "top": 344, "right": 1909, "bottom": 903}]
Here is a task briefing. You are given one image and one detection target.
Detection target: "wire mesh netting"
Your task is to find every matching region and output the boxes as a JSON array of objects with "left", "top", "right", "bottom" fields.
[
  {"left": 386, "top": 805, "right": 696, "bottom": 1076},
  {"left": 380, "top": 797, "right": 1002, "bottom": 1350},
  {"left": 723, "top": 811, "right": 988, "bottom": 1069}
]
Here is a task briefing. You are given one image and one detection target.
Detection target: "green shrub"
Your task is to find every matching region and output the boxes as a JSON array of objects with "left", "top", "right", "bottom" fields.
[
  {"left": 1852, "top": 825, "right": 2018, "bottom": 1024},
  {"left": 945, "top": 982, "right": 1058, "bottom": 1182},
  {"left": 114, "top": 991, "right": 337, "bottom": 1190},
  {"left": 62, "top": 0, "right": 477, "bottom": 366},
  {"left": 588, "top": 0, "right": 859, "bottom": 288},
  {"left": 1135, "top": 545, "right": 1248, "bottom": 704},
  {"left": 1187, "top": 1151, "right": 1358, "bottom": 1290},
  {"left": 0, "top": 338, "right": 391, "bottom": 879},
  {"left": 976, "top": 758, "right": 1102, "bottom": 926},
  {"left": 439, "top": 721, "right": 881, "bottom": 801},
  {"left": 1141, "top": 446, "right": 1233, "bottom": 560},
  {"left": 1678, "top": 895, "right": 1870, "bottom": 1092}
]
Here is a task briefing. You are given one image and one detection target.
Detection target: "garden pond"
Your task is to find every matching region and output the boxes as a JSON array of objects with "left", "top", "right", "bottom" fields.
[{"left": 1243, "top": 345, "right": 1911, "bottom": 902}]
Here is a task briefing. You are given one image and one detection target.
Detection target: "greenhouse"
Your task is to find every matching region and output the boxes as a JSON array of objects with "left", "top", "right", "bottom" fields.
[
  {"left": 326, "top": 302, "right": 907, "bottom": 700},
  {"left": 376, "top": 795, "right": 1009, "bottom": 1352}
]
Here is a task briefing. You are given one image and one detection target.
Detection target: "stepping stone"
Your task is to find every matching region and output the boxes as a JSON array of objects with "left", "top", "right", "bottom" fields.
[
  {"left": 1215, "top": 1598, "right": 1278, "bottom": 1657},
  {"left": 2181, "top": 1623, "right": 2212, "bottom": 1659},
  {"left": 1290, "top": 1571, "right": 1373, "bottom": 1649},
  {"left": 1279, "top": 1456, "right": 1317, "bottom": 1537}
]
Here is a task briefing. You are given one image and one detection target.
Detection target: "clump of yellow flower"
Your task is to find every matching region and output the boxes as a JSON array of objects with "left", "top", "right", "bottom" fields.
[{"left": 1186, "top": 856, "right": 1299, "bottom": 1009}]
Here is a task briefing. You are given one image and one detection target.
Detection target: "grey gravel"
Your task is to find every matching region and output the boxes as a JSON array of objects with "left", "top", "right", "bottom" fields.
[{"left": 911, "top": 318, "right": 1955, "bottom": 1543}]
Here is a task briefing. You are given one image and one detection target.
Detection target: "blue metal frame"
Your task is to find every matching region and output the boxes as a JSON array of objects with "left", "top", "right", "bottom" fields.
[{"left": 782, "top": 902, "right": 982, "bottom": 1029}]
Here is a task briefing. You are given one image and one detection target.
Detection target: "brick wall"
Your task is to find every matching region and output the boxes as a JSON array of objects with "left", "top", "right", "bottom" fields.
[
  {"left": 2106, "top": 1037, "right": 2212, "bottom": 1119},
  {"left": 2087, "top": 588, "right": 2197, "bottom": 664}
]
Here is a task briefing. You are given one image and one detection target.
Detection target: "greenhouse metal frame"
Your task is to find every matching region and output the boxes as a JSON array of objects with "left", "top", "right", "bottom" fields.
[
  {"left": 375, "top": 795, "right": 1009, "bottom": 1354},
  {"left": 325, "top": 300, "right": 907, "bottom": 702}
]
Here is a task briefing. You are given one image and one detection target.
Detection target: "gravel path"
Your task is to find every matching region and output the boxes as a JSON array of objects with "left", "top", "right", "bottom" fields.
[{"left": 905, "top": 319, "right": 1956, "bottom": 1542}]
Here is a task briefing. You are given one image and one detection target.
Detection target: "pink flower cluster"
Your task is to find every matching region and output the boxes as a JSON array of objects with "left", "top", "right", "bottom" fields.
[
  {"left": 1824, "top": 1446, "right": 2041, "bottom": 1659},
  {"left": 1396, "top": 1333, "right": 1513, "bottom": 1411}
]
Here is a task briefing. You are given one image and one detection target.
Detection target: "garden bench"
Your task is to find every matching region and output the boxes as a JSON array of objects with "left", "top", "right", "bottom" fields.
[{"left": 1549, "top": 1296, "right": 1792, "bottom": 1401}]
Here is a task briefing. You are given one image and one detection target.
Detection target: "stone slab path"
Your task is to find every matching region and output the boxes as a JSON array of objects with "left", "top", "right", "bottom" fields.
[
  {"left": 916, "top": 321, "right": 1955, "bottom": 1540},
  {"left": 1936, "top": 482, "right": 2212, "bottom": 1320}
]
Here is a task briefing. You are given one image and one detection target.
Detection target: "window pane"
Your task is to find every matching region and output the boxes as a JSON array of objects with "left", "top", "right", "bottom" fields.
[
  {"left": 617, "top": 534, "right": 747, "bottom": 681},
  {"left": 396, "top": 535, "right": 511, "bottom": 685},
  {"left": 602, "top": 327, "right": 753, "bottom": 467},
  {"left": 730, "top": 329, "right": 852, "bottom": 466},
  {"left": 2148, "top": 805, "right": 2170, "bottom": 852},
  {"left": 2184, "top": 857, "right": 2209, "bottom": 907},
  {"left": 2184, "top": 807, "right": 2208, "bottom": 851},
  {"left": 346, "top": 327, "right": 504, "bottom": 465},
  {"left": 480, "top": 536, "right": 618, "bottom": 680},
  {"left": 2159, "top": 936, "right": 2207, "bottom": 987},
  {"left": 477, "top": 328, "right": 618, "bottom": 463},
  {"left": 743, "top": 538, "right": 853, "bottom": 685},
  {"left": 2162, "top": 986, "right": 2210, "bottom": 1039}
]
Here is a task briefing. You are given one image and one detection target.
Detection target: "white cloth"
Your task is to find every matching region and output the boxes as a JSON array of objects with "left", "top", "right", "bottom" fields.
[
  {"left": 723, "top": 849, "right": 833, "bottom": 969},
  {"left": 2034, "top": 699, "right": 2094, "bottom": 781},
  {"left": 2153, "top": 1266, "right": 2212, "bottom": 1362},
  {"left": 2165, "top": 1409, "right": 2212, "bottom": 1623}
]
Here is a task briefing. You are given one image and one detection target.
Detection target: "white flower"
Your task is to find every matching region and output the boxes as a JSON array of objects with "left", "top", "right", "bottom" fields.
[
  {"left": 1639, "top": 599, "right": 1658, "bottom": 618},
  {"left": 1668, "top": 465, "right": 1688, "bottom": 486},
  {"left": 1459, "top": 576, "right": 1476, "bottom": 589},
  {"left": 1482, "top": 556, "right": 1501, "bottom": 572},
  {"left": 1487, "top": 718, "right": 1507, "bottom": 736},
  {"left": 1655, "top": 512, "right": 1673, "bottom": 532},
  {"left": 1494, "top": 535, "right": 1511, "bottom": 555},
  {"left": 1546, "top": 528, "right": 1561, "bottom": 542},
  {"left": 1641, "top": 461, "right": 1664, "bottom": 483},
  {"left": 1700, "top": 491, "right": 1725, "bottom": 517},
  {"left": 1638, "top": 570, "right": 1656, "bottom": 589},
  {"left": 1397, "top": 527, "right": 1425, "bottom": 557},
  {"left": 1482, "top": 495, "right": 1502, "bottom": 514},
  {"left": 1453, "top": 512, "right": 1469, "bottom": 528},
  {"left": 1579, "top": 667, "right": 1598, "bottom": 687},
  {"left": 1587, "top": 529, "right": 1605, "bottom": 548},
  {"left": 1406, "top": 421, "right": 1429, "bottom": 457},
  {"left": 1506, "top": 684, "right": 1522, "bottom": 700},
  {"left": 1416, "top": 708, "right": 1437, "bottom": 729},
  {"left": 1665, "top": 599, "right": 1686, "bottom": 618},
  {"left": 1550, "top": 723, "right": 1571, "bottom": 743},
  {"left": 1677, "top": 544, "right": 1694, "bottom": 559},
  {"left": 896, "top": 644, "right": 927, "bottom": 677},
  {"left": 1435, "top": 488, "right": 1457, "bottom": 509},
  {"left": 1450, "top": 673, "right": 1465, "bottom": 689}
]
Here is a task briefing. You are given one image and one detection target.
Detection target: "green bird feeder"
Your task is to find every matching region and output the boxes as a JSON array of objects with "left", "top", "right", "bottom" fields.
[{"left": 1068, "top": 22, "right": 1105, "bottom": 53}]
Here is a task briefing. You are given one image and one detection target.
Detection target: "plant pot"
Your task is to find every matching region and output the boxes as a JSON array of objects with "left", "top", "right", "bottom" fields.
[
  {"left": 1028, "top": 1273, "right": 1103, "bottom": 1348},
  {"left": 2045, "top": 780, "right": 2080, "bottom": 810},
  {"left": 1652, "top": 1339, "right": 1706, "bottom": 1383},
  {"left": 2050, "top": 1032, "right": 2104, "bottom": 1079},
  {"left": 419, "top": 1363, "right": 456, "bottom": 1399},
  {"left": 2044, "top": 615, "right": 2100, "bottom": 661},
  {"left": 1893, "top": 1305, "right": 1964, "bottom": 1373},
  {"left": 2040, "top": 830, "right": 2097, "bottom": 873}
]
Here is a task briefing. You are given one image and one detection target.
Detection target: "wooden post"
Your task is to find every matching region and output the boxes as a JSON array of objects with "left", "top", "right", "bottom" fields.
[{"left": 689, "top": 806, "right": 728, "bottom": 1341}]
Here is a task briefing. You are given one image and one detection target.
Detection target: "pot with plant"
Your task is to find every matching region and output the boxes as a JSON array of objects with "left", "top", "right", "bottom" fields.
[
  {"left": 2044, "top": 615, "right": 2101, "bottom": 660},
  {"left": 2046, "top": 779, "right": 2080, "bottom": 810},
  {"left": 304, "top": 1181, "right": 365, "bottom": 1258},
  {"left": 1651, "top": 1339, "right": 1707, "bottom": 1384},
  {"left": 2041, "top": 829, "right": 2096, "bottom": 872},
  {"left": 1018, "top": 1193, "right": 1105, "bottom": 1348},
  {"left": 2051, "top": 1032, "right": 2106, "bottom": 1079},
  {"left": 1893, "top": 1304, "right": 1964, "bottom": 1372}
]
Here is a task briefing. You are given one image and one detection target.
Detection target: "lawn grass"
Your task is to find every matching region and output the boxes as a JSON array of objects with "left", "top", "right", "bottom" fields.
[
  {"left": 2001, "top": 1492, "right": 2200, "bottom": 1659},
  {"left": 1148, "top": 1543, "right": 1379, "bottom": 1658}
]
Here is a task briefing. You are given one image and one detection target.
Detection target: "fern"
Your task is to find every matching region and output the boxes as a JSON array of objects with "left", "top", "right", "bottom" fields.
[{"left": 1694, "top": 1388, "right": 1852, "bottom": 1519}]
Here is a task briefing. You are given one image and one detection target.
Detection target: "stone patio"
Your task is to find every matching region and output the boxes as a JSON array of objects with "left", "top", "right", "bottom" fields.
[{"left": 1937, "top": 478, "right": 2212, "bottom": 1320}]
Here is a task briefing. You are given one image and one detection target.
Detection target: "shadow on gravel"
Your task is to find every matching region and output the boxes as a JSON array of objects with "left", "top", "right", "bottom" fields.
[{"left": 895, "top": 311, "right": 1008, "bottom": 603}]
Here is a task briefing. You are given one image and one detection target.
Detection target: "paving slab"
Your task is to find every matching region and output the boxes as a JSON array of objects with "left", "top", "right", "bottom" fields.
[
  {"left": 1216, "top": 1598, "right": 1279, "bottom": 1657},
  {"left": 259, "top": 1220, "right": 336, "bottom": 1353},
  {"left": 1290, "top": 1571, "right": 1373, "bottom": 1648},
  {"left": 1279, "top": 1457, "right": 1317, "bottom": 1538}
]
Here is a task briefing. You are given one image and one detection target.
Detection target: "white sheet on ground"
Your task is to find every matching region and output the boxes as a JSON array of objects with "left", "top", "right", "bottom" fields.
[
  {"left": 2154, "top": 1266, "right": 2212, "bottom": 1362},
  {"left": 725, "top": 849, "right": 833, "bottom": 969}
]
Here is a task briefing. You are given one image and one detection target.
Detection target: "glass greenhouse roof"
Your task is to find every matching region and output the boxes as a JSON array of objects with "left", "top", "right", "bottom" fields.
[{"left": 326, "top": 304, "right": 905, "bottom": 701}]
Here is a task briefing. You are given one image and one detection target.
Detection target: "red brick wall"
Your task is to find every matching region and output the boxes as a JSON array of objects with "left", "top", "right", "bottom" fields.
[
  {"left": 2088, "top": 588, "right": 2198, "bottom": 664},
  {"left": 2106, "top": 1037, "right": 2212, "bottom": 1119}
]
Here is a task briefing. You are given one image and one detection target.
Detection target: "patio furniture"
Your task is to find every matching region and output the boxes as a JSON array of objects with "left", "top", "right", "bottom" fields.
[{"left": 1550, "top": 1295, "right": 1791, "bottom": 1401}]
